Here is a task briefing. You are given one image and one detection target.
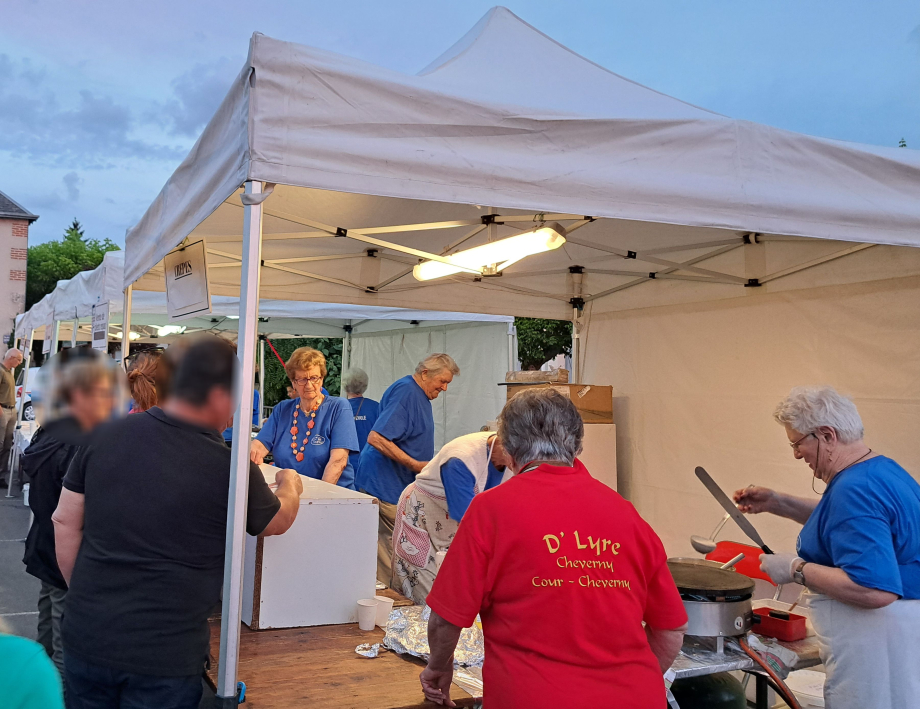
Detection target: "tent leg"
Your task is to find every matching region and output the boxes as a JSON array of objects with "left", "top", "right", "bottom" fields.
[
  {"left": 507, "top": 322, "right": 516, "bottom": 373},
  {"left": 122, "top": 285, "right": 133, "bottom": 366},
  {"left": 572, "top": 307, "right": 581, "bottom": 383},
  {"left": 217, "top": 180, "right": 264, "bottom": 703},
  {"left": 258, "top": 337, "right": 266, "bottom": 426},
  {"left": 340, "top": 321, "right": 352, "bottom": 396},
  {"left": 7, "top": 328, "right": 33, "bottom": 498},
  {"left": 71, "top": 319, "right": 78, "bottom": 348},
  {"left": 50, "top": 321, "right": 61, "bottom": 355}
]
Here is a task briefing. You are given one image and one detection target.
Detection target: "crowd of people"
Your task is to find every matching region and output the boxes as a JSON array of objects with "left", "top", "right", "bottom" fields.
[{"left": 5, "top": 335, "right": 920, "bottom": 709}]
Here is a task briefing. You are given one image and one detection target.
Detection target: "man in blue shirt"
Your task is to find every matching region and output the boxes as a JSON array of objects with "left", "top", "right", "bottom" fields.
[
  {"left": 342, "top": 368, "right": 380, "bottom": 472},
  {"left": 356, "top": 353, "right": 460, "bottom": 584}
]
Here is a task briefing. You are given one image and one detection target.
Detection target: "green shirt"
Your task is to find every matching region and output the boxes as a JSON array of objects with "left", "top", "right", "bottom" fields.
[
  {"left": 0, "top": 634, "right": 64, "bottom": 709},
  {"left": 0, "top": 364, "right": 15, "bottom": 408}
]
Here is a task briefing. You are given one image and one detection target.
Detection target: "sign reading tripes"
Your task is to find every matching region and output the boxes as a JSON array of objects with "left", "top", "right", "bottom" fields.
[
  {"left": 91, "top": 302, "right": 109, "bottom": 352},
  {"left": 164, "top": 238, "right": 211, "bottom": 322},
  {"left": 42, "top": 317, "right": 54, "bottom": 354}
]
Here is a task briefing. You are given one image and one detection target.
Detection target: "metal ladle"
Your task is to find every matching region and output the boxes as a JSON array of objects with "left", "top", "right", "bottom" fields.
[{"left": 690, "top": 512, "right": 731, "bottom": 554}]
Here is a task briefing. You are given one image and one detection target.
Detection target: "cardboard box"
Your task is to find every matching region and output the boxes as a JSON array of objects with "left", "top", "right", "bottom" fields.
[{"left": 505, "top": 383, "right": 613, "bottom": 424}]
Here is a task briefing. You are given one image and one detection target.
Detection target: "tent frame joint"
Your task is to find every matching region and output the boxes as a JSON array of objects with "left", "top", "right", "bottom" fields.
[
  {"left": 745, "top": 278, "right": 762, "bottom": 287},
  {"left": 743, "top": 233, "right": 762, "bottom": 245},
  {"left": 626, "top": 250, "right": 637, "bottom": 259},
  {"left": 335, "top": 227, "right": 348, "bottom": 237},
  {"left": 569, "top": 296, "right": 585, "bottom": 310},
  {"left": 569, "top": 265, "right": 584, "bottom": 274}
]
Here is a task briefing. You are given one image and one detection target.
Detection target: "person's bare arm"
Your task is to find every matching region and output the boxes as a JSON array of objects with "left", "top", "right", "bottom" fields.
[
  {"left": 734, "top": 486, "right": 818, "bottom": 525},
  {"left": 261, "top": 469, "right": 303, "bottom": 536},
  {"left": 419, "top": 610, "right": 463, "bottom": 707},
  {"left": 321, "top": 449, "right": 349, "bottom": 485},
  {"left": 802, "top": 563, "right": 897, "bottom": 609},
  {"left": 52, "top": 489, "right": 85, "bottom": 586},
  {"left": 367, "top": 431, "right": 427, "bottom": 474},
  {"left": 645, "top": 622, "right": 687, "bottom": 674}
]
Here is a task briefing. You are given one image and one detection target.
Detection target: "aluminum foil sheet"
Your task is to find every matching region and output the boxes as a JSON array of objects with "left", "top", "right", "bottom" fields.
[
  {"left": 453, "top": 666, "right": 483, "bottom": 699},
  {"left": 382, "top": 605, "right": 484, "bottom": 667},
  {"left": 355, "top": 643, "right": 384, "bottom": 658}
]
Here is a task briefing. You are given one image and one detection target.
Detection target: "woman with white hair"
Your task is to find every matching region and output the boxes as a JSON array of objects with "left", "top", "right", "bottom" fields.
[
  {"left": 356, "top": 353, "right": 459, "bottom": 584},
  {"left": 342, "top": 368, "right": 379, "bottom": 472},
  {"left": 734, "top": 386, "right": 920, "bottom": 709}
]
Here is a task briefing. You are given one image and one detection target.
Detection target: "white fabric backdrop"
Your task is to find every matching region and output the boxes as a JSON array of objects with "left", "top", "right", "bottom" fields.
[
  {"left": 351, "top": 322, "right": 510, "bottom": 448},
  {"left": 582, "top": 274, "right": 920, "bottom": 558}
]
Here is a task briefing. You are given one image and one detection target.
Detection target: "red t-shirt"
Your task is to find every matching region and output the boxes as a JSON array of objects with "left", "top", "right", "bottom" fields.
[{"left": 426, "top": 459, "right": 687, "bottom": 708}]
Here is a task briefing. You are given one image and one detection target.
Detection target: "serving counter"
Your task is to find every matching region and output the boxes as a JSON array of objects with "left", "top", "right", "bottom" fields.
[{"left": 243, "top": 467, "right": 378, "bottom": 630}]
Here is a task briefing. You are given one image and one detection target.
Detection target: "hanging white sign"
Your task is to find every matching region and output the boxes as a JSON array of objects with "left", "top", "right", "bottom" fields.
[
  {"left": 164, "top": 239, "right": 212, "bottom": 322},
  {"left": 42, "top": 317, "right": 54, "bottom": 354},
  {"left": 20, "top": 332, "right": 31, "bottom": 355},
  {"left": 92, "top": 302, "right": 109, "bottom": 352}
]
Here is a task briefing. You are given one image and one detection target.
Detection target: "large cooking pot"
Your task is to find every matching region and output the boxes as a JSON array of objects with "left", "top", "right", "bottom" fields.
[{"left": 667, "top": 559, "right": 754, "bottom": 638}]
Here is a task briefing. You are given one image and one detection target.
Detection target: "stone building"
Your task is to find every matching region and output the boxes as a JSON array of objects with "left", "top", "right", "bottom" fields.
[{"left": 0, "top": 190, "right": 37, "bottom": 347}]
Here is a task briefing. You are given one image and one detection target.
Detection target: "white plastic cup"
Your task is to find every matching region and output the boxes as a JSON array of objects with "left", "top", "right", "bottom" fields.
[
  {"left": 357, "top": 599, "right": 378, "bottom": 631},
  {"left": 374, "top": 595, "right": 395, "bottom": 628}
]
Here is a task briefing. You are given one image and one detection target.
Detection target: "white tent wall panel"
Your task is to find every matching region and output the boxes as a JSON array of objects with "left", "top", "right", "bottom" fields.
[
  {"left": 583, "top": 275, "right": 920, "bottom": 558},
  {"left": 350, "top": 322, "right": 509, "bottom": 449}
]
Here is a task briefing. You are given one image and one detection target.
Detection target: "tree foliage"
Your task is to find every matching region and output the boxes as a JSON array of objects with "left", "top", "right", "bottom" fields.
[
  {"left": 262, "top": 337, "right": 343, "bottom": 408},
  {"left": 514, "top": 317, "right": 572, "bottom": 370},
  {"left": 26, "top": 219, "right": 120, "bottom": 309}
]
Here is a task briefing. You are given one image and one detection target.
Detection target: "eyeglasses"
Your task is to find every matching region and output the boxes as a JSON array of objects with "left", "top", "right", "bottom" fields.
[
  {"left": 293, "top": 375, "right": 323, "bottom": 387},
  {"left": 790, "top": 432, "right": 815, "bottom": 451}
]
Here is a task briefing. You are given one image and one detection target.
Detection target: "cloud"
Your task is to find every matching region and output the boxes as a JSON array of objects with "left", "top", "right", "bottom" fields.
[
  {"left": 62, "top": 171, "right": 81, "bottom": 201},
  {"left": 0, "top": 54, "right": 186, "bottom": 167},
  {"left": 154, "top": 58, "right": 238, "bottom": 137}
]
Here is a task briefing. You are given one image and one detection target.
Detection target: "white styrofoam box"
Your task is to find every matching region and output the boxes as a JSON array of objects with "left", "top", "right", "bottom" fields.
[
  {"left": 242, "top": 465, "right": 378, "bottom": 629},
  {"left": 579, "top": 424, "right": 617, "bottom": 491}
]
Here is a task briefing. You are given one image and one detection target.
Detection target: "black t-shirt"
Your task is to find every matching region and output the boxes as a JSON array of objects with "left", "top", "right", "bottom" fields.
[{"left": 61, "top": 407, "right": 281, "bottom": 676}]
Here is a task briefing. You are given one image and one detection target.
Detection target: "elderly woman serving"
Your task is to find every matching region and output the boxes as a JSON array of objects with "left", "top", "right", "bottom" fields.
[
  {"left": 251, "top": 347, "right": 359, "bottom": 488},
  {"left": 734, "top": 386, "right": 920, "bottom": 709},
  {"left": 392, "top": 430, "right": 511, "bottom": 604},
  {"left": 421, "top": 389, "right": 687, "bottom": 707}
]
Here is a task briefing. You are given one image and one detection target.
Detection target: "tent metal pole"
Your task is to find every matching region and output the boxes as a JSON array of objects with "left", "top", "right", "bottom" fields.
[
  {"left": 50, "top": 321, "right": 61, "bottom": 355},
  {"left": 217, "top": 180, "right": 264, "bottom": 705},
  {"left": 507, "top": 322, "right": 516, "bottom": 372},
  {"left": 8, "top": 328, "right": 34, "bottom": 498},
  {"left": 71, "top": 319, "right": 78, "bottom": 348},
  {"left": 340, "top": 322, "right": 352, "bottom": 396},
  {"left": 572, "top": 307, "right": 580, "bottom": 383},
  {"left": 122, "top": 285, "right": 133, "bottom": 366},
  {"left": 259, "top": 337, "right": 266, "bottom": 426}
]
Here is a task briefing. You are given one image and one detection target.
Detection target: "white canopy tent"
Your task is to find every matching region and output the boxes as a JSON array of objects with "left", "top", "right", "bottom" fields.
[
  {"left": 15, "top": 251, "right": 514, "bottom": 446},
  {"left": 118, "top": 7, "right": 920, "bottom": 703}
]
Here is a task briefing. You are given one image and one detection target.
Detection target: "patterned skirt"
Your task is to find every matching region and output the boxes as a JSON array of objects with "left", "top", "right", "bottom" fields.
[{"left": 391, "top": 482, "right": 459, "bottom": 605}]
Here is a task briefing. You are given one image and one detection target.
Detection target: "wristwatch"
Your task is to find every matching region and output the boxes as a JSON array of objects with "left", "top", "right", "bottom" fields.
[{"left": 792, "top": 560, "right": 808, "bottom": 586}]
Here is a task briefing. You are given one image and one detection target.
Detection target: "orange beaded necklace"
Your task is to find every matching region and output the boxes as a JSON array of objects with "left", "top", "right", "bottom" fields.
[{"left": 290, "top": 395, "right": 323, "bottom": 462}]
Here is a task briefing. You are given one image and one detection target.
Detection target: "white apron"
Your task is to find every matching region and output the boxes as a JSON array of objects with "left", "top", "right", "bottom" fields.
[{"left": 804, "top": 590, "right": 920, "bottom": 708}]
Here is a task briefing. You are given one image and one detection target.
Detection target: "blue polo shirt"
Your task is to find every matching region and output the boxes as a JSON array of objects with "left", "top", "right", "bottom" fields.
[
  {"left": 348, "top": 396, "right": 380, "bottom": 471},
  {"left": 356, "top": 375, "right": 434, "bottom": 504},
  {"left": 440, "top": 457, "right": 505, "bottom": 522},
  {"left": 797, "top": 456, "right": 920, "bottom": 599},
  {"left": 223, "top": 390, "right": 260, "bottom": 443},
  {"left": 256, "top": 396, "right": 359, "bottom": 489}
]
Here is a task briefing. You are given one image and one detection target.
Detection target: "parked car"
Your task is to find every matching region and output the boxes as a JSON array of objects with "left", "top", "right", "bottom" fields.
[{"left": 15, "top": 367, "right": 40, "bottom": 421}]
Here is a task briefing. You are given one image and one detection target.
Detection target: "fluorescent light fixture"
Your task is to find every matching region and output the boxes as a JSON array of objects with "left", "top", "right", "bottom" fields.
[
  {"left": 226, "top": 315, "right": 240, "bottom": 320},
  {"left": 413, "top": 223, "right": 567, "bottom": 281},
  {"left": 156, "top": 325, "right": 187, "bottom": 337},
  {"left": 113, "top": 331, "right": 142, "bottom": 341}
]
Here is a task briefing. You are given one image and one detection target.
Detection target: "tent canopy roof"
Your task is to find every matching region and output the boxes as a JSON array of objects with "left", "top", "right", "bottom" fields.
[{"left": 124, "top": 7, "right": 920, "bottom": 320}]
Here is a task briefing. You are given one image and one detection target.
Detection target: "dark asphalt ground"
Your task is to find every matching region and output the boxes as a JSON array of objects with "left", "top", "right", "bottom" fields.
[{"left": 0, "top": 485, "right": 216, "bottom": 707}]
